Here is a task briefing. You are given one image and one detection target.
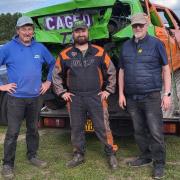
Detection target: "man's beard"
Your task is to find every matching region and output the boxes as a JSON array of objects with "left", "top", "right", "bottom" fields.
[{"left": 74, "top": 36, "right": 88, "bottom": 45}]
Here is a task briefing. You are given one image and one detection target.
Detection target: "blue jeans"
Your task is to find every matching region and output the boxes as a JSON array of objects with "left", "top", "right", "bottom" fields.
[
  {"left": 3, "top": 95, "right": 40, "bottom": 167},
  {"left": 126, "top": 92, "right": 165, "bottom": 166}
]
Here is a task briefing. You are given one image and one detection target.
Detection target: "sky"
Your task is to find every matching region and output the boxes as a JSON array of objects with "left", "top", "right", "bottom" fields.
[
  {"left": 0, "top": 0, "right": 69, "bottom": 14},
  {"left": 0, "top": 0, "right": 179, "bottom": 17}
]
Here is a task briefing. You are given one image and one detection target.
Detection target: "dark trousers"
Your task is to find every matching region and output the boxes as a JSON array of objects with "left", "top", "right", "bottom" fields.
[
  {"left": 126, "top": 92, "right": 165, "bottom": 166},
  {"left": 67, "top": 94, "right": 117, "bottom": 156},
  {"left": 3, "top": 95, "right": 40, "bottom": 167}
]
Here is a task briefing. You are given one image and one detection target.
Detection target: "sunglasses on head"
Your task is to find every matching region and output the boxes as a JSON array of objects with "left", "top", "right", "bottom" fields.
[{"left": 132, "top": 24, "right": 146, "bottom": 29}]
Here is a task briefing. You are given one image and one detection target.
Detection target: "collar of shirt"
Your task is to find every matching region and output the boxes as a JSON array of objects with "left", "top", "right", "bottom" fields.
[{"left": 72, "top": 42, "right": 94, "bottom": 56}]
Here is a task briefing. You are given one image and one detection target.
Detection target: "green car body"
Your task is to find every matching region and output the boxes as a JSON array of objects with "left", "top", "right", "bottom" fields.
[
  {"left": 25, "top": 0, "right": 154, "bottom": 44},
  {"left": 24, "top": 0, "right": 180, "bottom": 135},
  {"left": 24, "top": 0, "right": 155, "bottom": 72}
]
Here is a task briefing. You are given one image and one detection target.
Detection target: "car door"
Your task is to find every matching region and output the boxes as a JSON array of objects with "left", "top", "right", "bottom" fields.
[
  {"left": 150, "top": 4, "right": 180, "bottom": 71},
  {"left": 167, "top": 9, "right": 180, "bottom": 49}
]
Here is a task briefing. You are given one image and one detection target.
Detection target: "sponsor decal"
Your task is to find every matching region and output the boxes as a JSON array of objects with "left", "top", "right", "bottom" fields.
[
  {"left": 71, "top": 60, "right": 82, "bottom": 67},
  {"left": 83, "top": 59, "right": 94, "bottom": 67},
  {"left": 138, "top": 48, "right": 143, "bottom": 53},
  {"left": 71, "top": 59, "right": 95, "bottom": 67},
  {"left": 44, "top": 14, "right": 93, "bottom": 30},
  {"left": 34, "top": 54, "right": 41, "bottom": 59},
  {"left": 71, "top": 52, "right": 77, "bottom": 57}
]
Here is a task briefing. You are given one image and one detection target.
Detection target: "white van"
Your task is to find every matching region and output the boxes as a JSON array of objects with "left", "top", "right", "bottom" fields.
[{"left": 0, "top": 45, "right": 8, "bottom": 85}]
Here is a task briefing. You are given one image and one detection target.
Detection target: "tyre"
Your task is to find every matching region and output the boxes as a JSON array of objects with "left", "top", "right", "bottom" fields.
[{"left": 163, "top": 69, "right": 180, "bottom": 118}]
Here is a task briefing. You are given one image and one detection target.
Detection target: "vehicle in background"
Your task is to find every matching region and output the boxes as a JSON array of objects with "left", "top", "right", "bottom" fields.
[
  {"left": 0, "top": 65, "right": 8, "bottom": 85},
  {"left": 0, "top": 44, "right": 8, "bottom": 125},
  {"left": 13, "top": 0, "right": 180, "bottom": 135},
  {"left": 0, "top": 45, "right": 8, "bottom": 85}
]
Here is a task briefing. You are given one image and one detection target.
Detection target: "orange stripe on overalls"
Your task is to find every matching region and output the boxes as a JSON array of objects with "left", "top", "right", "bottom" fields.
[
  {"left": 61, "top": 47, "right": 72, "bottom": 60},
  {"left": 97, "top": 67, "right": 103, "bottom": 88},
  {"left": 102, "top": 99, "right": 118, "bottom": 152},
  {"left": 55, "top": 56, "right": 62, "bottom": 72},
  {"left": 92, "top": 44, "right": 104, "bottom": 57},
  {"left": 104, "top": 53, "right": 110, "bottom": 68}
]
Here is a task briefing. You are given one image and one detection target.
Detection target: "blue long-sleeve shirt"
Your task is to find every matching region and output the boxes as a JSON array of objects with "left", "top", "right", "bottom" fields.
[{"left": 0, "top": 36, "right": 55, "bottom": 98}]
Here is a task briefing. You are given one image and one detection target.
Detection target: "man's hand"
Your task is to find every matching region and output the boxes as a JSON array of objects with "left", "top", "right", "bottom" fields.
[
  {"left": 0, "top": 83, "right": 17, "bottom": 94},
  {"left": 40, "top": 81, "right": 51, "bottom": 94},
  {"left": 98, "top": 91, "right": 110, "bottom": 101},
  {"left": 161, "top": 96, "right": 171, "bottom": 111},
  {"left": 62, "top": 92, "right": 75, "bottom": 102},
  {"left": 119, "top": 94, "right": 126, "bottom": 110}
]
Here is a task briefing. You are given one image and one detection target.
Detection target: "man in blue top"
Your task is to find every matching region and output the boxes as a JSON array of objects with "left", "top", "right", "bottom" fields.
[
  {"left": 119, "top": 13, "right": 171, "bottom": 179},
  {"left": 0, "top": 16, "right": 55, "bottom": 179}
]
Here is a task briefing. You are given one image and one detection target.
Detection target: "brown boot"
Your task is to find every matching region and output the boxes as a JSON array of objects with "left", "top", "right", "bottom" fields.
[
  {"left": 108, "top": 155, "right": 118, "bottom": 170},
  {"left": 1, "top": 165, "right": 14, "bottom": 179},
  {"left": 29, "top": 157, "right": 47, "bottom": 168},
  {"left": 66, "top": 153, "right": 85, "bottom": 168}
]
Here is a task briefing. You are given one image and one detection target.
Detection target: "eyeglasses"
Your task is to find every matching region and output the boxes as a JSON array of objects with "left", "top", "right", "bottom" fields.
[{"left": 132, "top": 24, "right": 146, "bottom": 29}]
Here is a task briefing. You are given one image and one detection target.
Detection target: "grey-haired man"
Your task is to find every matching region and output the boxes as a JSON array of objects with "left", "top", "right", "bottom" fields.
[
  {"left": 119, "top": 13, "right": 171, "bottom": 179},
  {"left": 0, "top": 16, "right": 55, "bottom": 178}
]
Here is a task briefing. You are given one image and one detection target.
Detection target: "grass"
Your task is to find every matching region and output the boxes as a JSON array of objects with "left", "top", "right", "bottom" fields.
[
  {"left": 0, "top": 128, "right": 180, "bottom": 180},
  {"left": 0, "top": 121, "right": 27, "bottom": 134}
]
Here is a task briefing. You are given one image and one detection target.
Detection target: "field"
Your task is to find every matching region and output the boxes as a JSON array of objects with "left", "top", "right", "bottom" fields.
[{"left": 0, "top": 126, "right": 180, "bottom": 180}]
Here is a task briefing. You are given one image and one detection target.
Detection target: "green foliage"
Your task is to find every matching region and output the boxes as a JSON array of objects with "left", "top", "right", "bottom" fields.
[{"left": 0, "top": 13, "right": 21, "bottom": 44}]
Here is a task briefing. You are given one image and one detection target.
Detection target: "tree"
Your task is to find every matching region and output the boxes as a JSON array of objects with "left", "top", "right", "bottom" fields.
[{"left": 0, "top": 13, "right": 21, "bottom": 44}]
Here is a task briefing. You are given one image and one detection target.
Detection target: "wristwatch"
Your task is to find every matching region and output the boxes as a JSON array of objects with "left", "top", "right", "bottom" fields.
[{"left": 163, "top": 92, "right": 171, "bottom": 97}]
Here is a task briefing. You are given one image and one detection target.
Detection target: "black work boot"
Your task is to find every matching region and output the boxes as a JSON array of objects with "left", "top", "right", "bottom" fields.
[
  {"left": 29, "top": 157, "right": 47, "bottom": 168},
  {"left": 66, "top": 153, "right": 85, "bottom": 168},
  {"left": 152, "top": 164, "right": 165, "bottom": 179},
  {"left": 108, "top": 155, "right": 118, "bottom": 170},
  {"left": 1, "top": 165, "right": 14, "bottom": 179},
  {"left": 127, "top": 157, "right": 152, "bottom": 167}
]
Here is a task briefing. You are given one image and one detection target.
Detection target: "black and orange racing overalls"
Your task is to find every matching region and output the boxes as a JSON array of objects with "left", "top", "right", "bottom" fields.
[{"left": 52, "top": 43, "right": 118, "bottom": 155}]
